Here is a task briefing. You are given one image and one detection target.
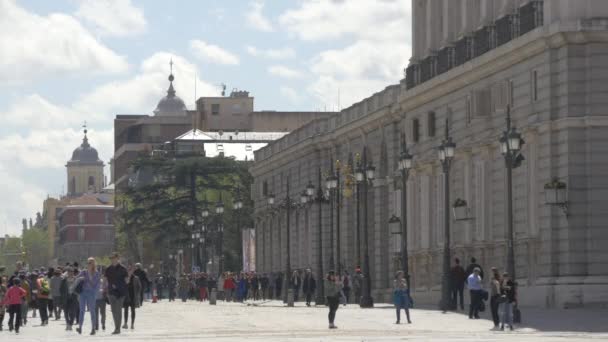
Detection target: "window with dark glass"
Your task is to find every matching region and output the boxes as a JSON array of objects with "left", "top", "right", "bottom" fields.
[
  {"left": 211, "top": 104, "right": 220, "bottom": 115},
  {"left": 413, "top": 118, "right": 420, "bottom": 142},
  {"left": 427, "top": 112, "right": 436, "bottom": 137}
]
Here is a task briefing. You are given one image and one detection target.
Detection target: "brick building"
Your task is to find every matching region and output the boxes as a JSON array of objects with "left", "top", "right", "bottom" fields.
[{"left": 56, "top": 193, "right": 114, "bottom": 264}]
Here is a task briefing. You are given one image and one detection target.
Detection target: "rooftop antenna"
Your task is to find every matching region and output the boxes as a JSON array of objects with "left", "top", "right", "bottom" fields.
[
  {"left": 221, "top": 83, "right": 226, "bottom": 97},
  {"left": 338, "top": 88, "right": 341, "bottom": 111}
]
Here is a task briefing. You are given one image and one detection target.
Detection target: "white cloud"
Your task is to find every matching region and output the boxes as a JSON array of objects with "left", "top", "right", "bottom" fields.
[
  {"left": 190, "top": 40, "right": 240, "bottom": 65},
  {"left": 279, "top": 0, "right": 411, "bottom": 108},
  {"left": 1, "top": 52, "right": 220, "bottom": 130},
  {"left": 0, "top": 165, "right": 47, "bottom": 236},
  {"left": 246, "top": 1, "right": 274, "bottom": 32},
  {"left": 246, "top": 45, "right": 296, "bottom": 59},
  {"left": 75, "top": 0, "right": 146, "bottom": 37},
  {"left": 279, "top": 0, "right": 411, "bottom": 42},
  {"left": 0, "top": 0, "right": 128, "bottom": 82},
  {"left": 268, "top": 65, "right": 305, "bottom": 79},
  {"left": 279, "top": 86, "right": 301, "bottom": 103}
]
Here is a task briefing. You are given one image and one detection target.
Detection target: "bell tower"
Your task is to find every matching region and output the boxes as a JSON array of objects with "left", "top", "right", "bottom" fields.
[{"left": 66, "top": 124, "right": 105, "bottom": 196}]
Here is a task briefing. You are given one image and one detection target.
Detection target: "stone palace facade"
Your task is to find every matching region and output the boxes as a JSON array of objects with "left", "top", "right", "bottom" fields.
[{"left": 251, "top": 0, "right": 608, "bottom": 308}]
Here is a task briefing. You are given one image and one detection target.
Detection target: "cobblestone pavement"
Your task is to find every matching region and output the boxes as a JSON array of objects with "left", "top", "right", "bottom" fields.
[{"left": 6, "top": 300, "right": 608, "bottom": 341}]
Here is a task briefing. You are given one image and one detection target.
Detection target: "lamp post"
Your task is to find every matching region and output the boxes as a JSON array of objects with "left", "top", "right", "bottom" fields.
[
  {"left": 215, "top": 193, "right": 225, "bottom": 274},
  {"left": 305, "top": 167, "right": 327, "bottom": 305},
  {"left": 397, "top": 133, "right": 414, "bottom": 286},
  {"left": 438, "top": 119, "right": 456, "bottom": 311},
  {"left": 188, "top": 219, "right": 195, "bottom": 271},
  {"left": 233, "top": 188, "right": 244, "bottom": 269},
  {"left": 201, "top": 206, "right": 210, "bottom": 271},
  {"left": 499, "top": 105, "right": 525, "bottom": 280},
  {"left": 326, "top": 160, "right": 341, "bottom": 274},
  {"left": 356, "top": 147, "right": 375, "bottom": 308}
]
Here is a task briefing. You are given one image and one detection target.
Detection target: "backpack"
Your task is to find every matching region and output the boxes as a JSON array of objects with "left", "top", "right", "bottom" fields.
[
  {"left": 343, "top": 276, "right": 350, "bottom": 289},
  {"left": 39, "top": 278, "right": 50, "bottom": 296}
]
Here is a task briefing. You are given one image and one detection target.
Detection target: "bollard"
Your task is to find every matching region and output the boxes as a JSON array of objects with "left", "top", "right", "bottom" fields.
[
  {"left": 209, "top": 289, "right": 217, "bottom": 305},
  {"left": 287, "top": 289, "right": 294, "bottom": 307}
]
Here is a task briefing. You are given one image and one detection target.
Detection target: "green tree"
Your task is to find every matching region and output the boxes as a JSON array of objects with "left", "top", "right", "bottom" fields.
[
  {"left": 22, "top": 228, "right": 49, "bottom": 268},
  {"left": 119, "top": 153, "right": 253, "bottom": 272}
]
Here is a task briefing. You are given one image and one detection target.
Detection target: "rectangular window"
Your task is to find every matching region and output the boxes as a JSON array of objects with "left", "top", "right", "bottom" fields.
[
  {"left": 466, "top": 96, "right": 472, "bottom": 124},
  {"left": 427, "top": 112, "right": 436, "bottom": 137},
  {"left": 412, "top": 118, "right": 420, "bottom": 142},
  {"left": 532, "top": 70, "right": 538, "bottom": 102},
  {"left": 509, "top": 79, "right": 514, "bottom": 106},
  {"left": 78, "top": 212, "right": 85, "bottom": 224},
  {"left": 104, "top": 212, "right": 112, "bottom": 225},
  {"left": 78, "top": 228, "right": 85, "bottom": 241},
  {"left": 211, "top": 104, "right": 220, "bottom": 115}
]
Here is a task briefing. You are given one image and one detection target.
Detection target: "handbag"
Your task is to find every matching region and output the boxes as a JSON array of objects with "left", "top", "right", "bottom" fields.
[
  {"left": 513, "top": 305, "right": 522, "bottom": 323},
  {"left": 74, "top": 279, "right": 84, "bottom": 295}
]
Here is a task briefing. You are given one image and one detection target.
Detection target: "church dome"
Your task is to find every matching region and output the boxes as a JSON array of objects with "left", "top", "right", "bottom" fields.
[
  {"left": 154, "top": 72, "right": 187, "bottom": 116},
  {"left": 68, "top": 130, "right": 104, "bottom": 165}
]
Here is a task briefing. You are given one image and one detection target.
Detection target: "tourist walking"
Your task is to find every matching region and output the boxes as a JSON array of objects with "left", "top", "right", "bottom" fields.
[
  {"left": 324, "top": 271, "right": 342, "bottom": 329},
  {"left": 352, "top": 268, "right": 362, "bottom": 304},
  {"left": 302, "top": 269, "right": 316, "bottom": 306},
  {"left": 50, "top": 269, "right": 63, "bottom": 320},
  {"left": 450, "top": 258, "right": 467, "bottom": 310},
  {"left": 18, "top": 273, "right": 30, "bottom": 326},
  {"left": 77, "top": 257, "right": 102, "bottom": 335},
  {"left": 178, "top": 274, "right": 190, "bottom": 302},
  {"left": 500, "top": 272, "right": 516, "bottom": 331},
  {"left": 2, "top": 278, "right": 26, "bottom": 334},
  {"left": 393, "top": 271, "right": 412, "bottom": 324},
  {"left": 36, "top": 271, "right": 51, "bottom": 325},
  {"left": 167, "top": 274, "right": 177, "bottom": 301},
  {"left": 61, "top": 267, "right": 78, "bottom": 331},
  {"left": 290, "top": 270, "right": 301, "bottom": 302},
  {"left": 467, "top": 268, "right": 483, "bottom": 319},
  {"left": 0, "top": 277, "right": 7, "bottom": 331},
  {"left": 133, "top": 263, "right": 149, "bottom": 307},
  {"left": 223, "top": 273, "right": 236, "bottom": 302},
  {"left": 95, "top": 274, "right": 107, "bottom": 331},
  {"left": 105, "top": 252, "right": 130, "bottom": 335},
  {"left": 123, "top": 268, "right": 141, "bottom": 330},
  {"left": 342, "top": 271, "right": 351, "bottom": 304},
  {"left": 490, "top": 268, "right": 501, "bottom": 329}
]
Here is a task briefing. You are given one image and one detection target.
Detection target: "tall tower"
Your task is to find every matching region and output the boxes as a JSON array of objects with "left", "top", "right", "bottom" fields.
[{"left": 66, "top": 126, "right": 104, "bottom": 196}]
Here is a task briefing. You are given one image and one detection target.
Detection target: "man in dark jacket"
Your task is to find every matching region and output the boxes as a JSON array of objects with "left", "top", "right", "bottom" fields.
[
  {"left": 450, "top": 258, "right": 467, "bottom": 310},
  {"left": 302, "top": 269, "right": 316, "bottom": 306},
  {"left": 132, "top": 264, "right": 149, "bottom": 307},
  {"left": 466, "top": 257, "right": 484, "bottom": 279}
]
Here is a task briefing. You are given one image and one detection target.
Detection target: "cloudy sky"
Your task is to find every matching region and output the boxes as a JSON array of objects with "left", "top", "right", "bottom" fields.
[{"left": 0, "top": 0, "right": 412, "bottom": 237}]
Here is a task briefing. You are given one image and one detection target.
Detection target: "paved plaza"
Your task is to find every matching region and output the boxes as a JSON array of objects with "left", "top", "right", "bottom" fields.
[{"left": 7, "top": 300, "right": 608, "bottom": 341}]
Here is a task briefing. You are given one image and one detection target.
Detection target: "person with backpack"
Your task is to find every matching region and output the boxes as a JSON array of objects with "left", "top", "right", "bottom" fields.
[
  {"left": 123, "top": 267, "right": 141, "bottom": 330},
  {"left": 36, "top": 272, "right": 51, "bottom": 325}
]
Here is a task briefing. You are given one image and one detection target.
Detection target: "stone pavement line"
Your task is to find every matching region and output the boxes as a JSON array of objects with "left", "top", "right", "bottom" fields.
[{"left": 7, "top": 301, "right": 608, "bottom": 342}]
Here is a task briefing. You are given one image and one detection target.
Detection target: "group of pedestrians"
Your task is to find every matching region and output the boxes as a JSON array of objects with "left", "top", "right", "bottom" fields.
[
  {"left": 0, "top": 252, "right": 146, "bottom": 336},
  {"left": 450, "top": 257, "right": 518, "bottom": 331}
]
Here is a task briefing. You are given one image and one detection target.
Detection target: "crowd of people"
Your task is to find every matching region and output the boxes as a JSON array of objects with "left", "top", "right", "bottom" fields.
[
  {"left": 1, "top": 254, "right": 518, "bottom": 333},
  {"left": 0, "top": 252, "right": 147, "bottom": 335}
]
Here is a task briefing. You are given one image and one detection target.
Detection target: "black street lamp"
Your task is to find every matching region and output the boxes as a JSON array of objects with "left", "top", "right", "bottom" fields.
[
  {"left": 438, "top": 119, "right": 456, "bottom": 312},
  {"left": 304, "top": 169, "right": 328, "bottom": 305},
  {"left": 356, "top": 147, "right": 375, "bottom": 308},
  {"left": 499, "top": 105, "right": 525, "bottom": 280},
  {"left": 215, "top": 193, "right": 225, "bottom": 274},
  {"left": 397, "top": 133, "right": 414, "bottom": 286},
  {"left": 326, "top": 160, "right": 342, "bottom": 274},
  {"left": 267, "top": 177, "right": 299, "bottom": 305},
  {"left": 233, "top": 187, "right": 245, "bottom": 268}
]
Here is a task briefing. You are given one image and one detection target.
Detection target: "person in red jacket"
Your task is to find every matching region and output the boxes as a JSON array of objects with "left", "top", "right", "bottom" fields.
[
  {"left": 2, "top": 278, "right": 27, "bottom": 334},
  {"left": 223, "top": 273, "right": 236, "bottom": 302}
]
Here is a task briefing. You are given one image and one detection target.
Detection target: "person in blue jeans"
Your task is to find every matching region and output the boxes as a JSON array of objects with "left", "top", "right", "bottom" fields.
[
  {"left": 77, "top": 257, "right": 101, "bottom": 335},
  {"left": 393, "top": 271, "right": 412, "bottom": 324}
]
